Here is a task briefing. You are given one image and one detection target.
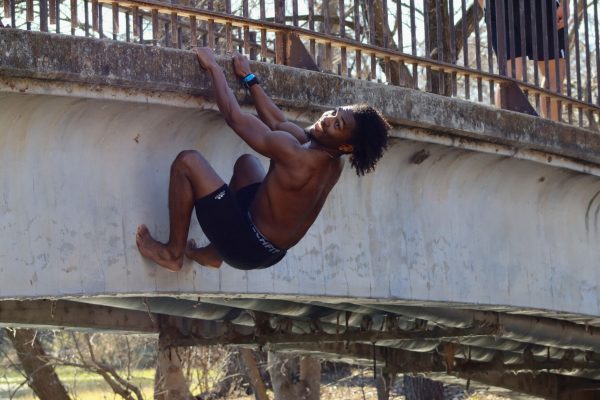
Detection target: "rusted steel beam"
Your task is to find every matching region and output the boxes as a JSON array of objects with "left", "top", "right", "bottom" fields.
[
  {"left": 460, "top": 370, "right": 600, "bottom": 400},
  {"left": 293, "top": 343, "right": 600, "bottom": 398},
  {"left": 271, "top": 342, "right": 600, "bottom": 376},
  {"left": 160, "top": 320, "right": 498, "bottom": 348},
  {"left": 369, "top": 305, "right": 600, "bottom": 352},
  {"left": 0, "top": 300, "right": 157, "bottom": 333}
]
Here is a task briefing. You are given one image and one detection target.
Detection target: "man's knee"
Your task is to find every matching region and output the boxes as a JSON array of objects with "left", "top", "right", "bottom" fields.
[
  {"left": 233, "top": 154, "right": 260, "bottom": 173},
  {"left": 173, "top": 150, "right": 203, "bottom": 171}
]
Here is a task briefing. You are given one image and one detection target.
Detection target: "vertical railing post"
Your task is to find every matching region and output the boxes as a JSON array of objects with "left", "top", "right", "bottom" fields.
[
  {"left": 274, "top": 0, "right": 286, "bottom": 65},
  {"left": 518, "top": 0, "right": 526, "bottom": 83},
  {"left": 410, "top": 0, "right": 417, "bottom": 87},
  {"left": 292, "top": 0, "right": 298, "bottom": 26},
  {"left": 353, "top": 0, "right": 361, "bottom": 79},
  {"left": 572, "top": 0, "right": 582, "bottom": 125},
  {"left": 112, "top": 2, "right": 118, "bottom": 40},
  {"left": 225, "top": 0, "right": 232, "bottom": 53},
  {"left": 583, "top": 0, "right": 593, "bottom": 126},
  {"left": 495, "top": 0, "right": 507, "bottom": 78},
  {"left": 242, "top": 0, "right": 250, "bottom": 54},
  {"left": 368, "top": 0, "right": 375, "bottom": 80},
  {"left": 339, "top": 0, "right": 347, "bottom": 77},
  {"left": 26, "top": 0, "right": 33, "bottom": 29},
  {"left": 260, "top": 0, "right": 267, "bottom": 60},
  {"left": 506, "top": 0, "right": 516, "bottom": 77},
  {"left": 594, "top": 0, "right": 600, "bottom": 107},
  {"left": 530, "top": 0, "right": 540, "bottom": 111},
  {"left": 434, "top": 0, "right": 444, "bottom": 93},
  {"left": 152, "top": 8, "right": 159, "bottom": 46},
  {"left": 61, "top": 0, "right": 68, "bottom": 34},
  {"left": 474, "top": 1, "right": 482, "bottom": 101},
  {"left": 582, "top": 0, "right": 591, "bottom": 104},
  {"left": 71, "top": 0, "right": 77, "bottom": 35},
  {"left": 208, "top": 0, "right": 215, "bottom": 49},
  {"left": 563, "top": 0, "right": 572, "bottom": 122},
  {"left": 170, "top": 12, "right": 178, "bottom": 47},
  {"left": 484, "top": 0, "right": 495, "bottom": 103},
  {"left": 132, "top": 6, "right": 139, "bottom": 40},
  {"left": 461, "top": 0, "right": 469, "bottom": 98},
  {"left": 10, "top": 0, "right": 15, "bottom": 28},
  {"left": 249, "top": 31, "right": 257, "bottom": 60},
  {"left": 448, "top": 0, "right": 456, "bottom": 96},
  {"left": 323, "top": 0, "right": 332, "bottom": 72},
  {"left": 83, "top": 0, "right": 89, "bottom": 36},
  {"left": 91, "top": 0, "right": 97, "bottom": 32},
  {"left": 138, "top": 12, "right": 143, "bottom": 44},
  {"left": 424, "top": 0, "right": 431, "bottom": 91},
  {"left": 190, "top": 15, "right": 197, "bottom": 47},
  {"left": 125, "top": 10, "right": 130, "bottom": 42},
  {"left": 550, "top": 0, "right": 562, "bottom": 121},
  {"left": 39, "top": 0, "right": 48, "bottom": 32}
]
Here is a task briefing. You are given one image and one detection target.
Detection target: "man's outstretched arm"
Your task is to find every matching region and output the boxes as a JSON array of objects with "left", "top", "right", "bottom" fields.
[
  {"left": 195, "top": 48, "right": 300, "bottom": 162},
  {"left": 233, "top": 54, "right": 309, "bottom": 144}
]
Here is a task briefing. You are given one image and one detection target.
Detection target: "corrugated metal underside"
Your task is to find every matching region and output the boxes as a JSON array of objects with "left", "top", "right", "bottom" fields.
[{"left": 73, "top": 296, "right": 600, "bottom": 380}]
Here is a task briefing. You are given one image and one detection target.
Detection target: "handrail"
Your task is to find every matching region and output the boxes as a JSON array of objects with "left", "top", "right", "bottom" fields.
[{"left": 2, "top": 0, "right": 599, "bottom": 130}]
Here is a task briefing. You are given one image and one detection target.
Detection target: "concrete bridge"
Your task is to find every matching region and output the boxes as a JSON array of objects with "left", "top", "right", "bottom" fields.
[{"left": 2, "top": 29, "right": 600, "bottom": 398}]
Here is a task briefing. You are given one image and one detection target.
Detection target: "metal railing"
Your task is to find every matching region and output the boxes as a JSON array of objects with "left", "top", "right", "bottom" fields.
[{"left": 2, "top": 0, "right": 599, "bottom": 130}]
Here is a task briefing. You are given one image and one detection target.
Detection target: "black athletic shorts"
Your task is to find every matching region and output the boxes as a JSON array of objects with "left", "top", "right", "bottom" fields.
[
  {"left": 488, "top": 0, "right": 565, "bottom": 60},
  {"left": 194, "top": 183, "right": 286, "bottom": 270}
]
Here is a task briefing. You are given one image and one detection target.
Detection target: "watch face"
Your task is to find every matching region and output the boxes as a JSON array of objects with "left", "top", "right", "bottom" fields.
[{"left": 243, "top": 76, "right": 259, "bottom": 88}]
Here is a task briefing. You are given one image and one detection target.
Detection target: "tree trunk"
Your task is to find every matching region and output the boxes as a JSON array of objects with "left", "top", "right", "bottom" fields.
[
  {"left": 6, "top": 328, "right": 71, "bottom": 400},
  {"left": 268, "top": 352, "right": 320, "bottom": 400},
  {"left": 240, "top": 348, "right": 269, "bottom": 400},
  {"left": 375, "top": 368, "right": 395, "bottom": 400},
  {"left": 403, "top": 375, "right": 444, "bottom": 400},
  {"left": 298, "top": 356, "right": 320, "bottom": 400},
  {"left": 155, "top": 347, "right": 194, "bottom": 400}
]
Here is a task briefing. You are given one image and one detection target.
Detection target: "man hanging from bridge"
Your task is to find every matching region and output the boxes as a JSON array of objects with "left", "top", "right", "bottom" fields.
[{"left": 136, "top": 48, "right": 390, "bottom": 272}]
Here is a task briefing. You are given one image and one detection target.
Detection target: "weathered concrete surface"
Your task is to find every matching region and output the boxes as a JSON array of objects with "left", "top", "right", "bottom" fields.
[
  {"left": 2, "top": 28, "right": 600, "bottom": 167},
  {"left": 1, "top": 30, "right": 600, "bottom": 321},
  {"left": 2, "top": 88, "right": 600, "bottom": 319}
]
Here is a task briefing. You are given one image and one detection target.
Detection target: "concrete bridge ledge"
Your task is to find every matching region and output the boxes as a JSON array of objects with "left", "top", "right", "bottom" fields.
[{"left": 2, "top": 29, "right": 600, "bottom": 168}]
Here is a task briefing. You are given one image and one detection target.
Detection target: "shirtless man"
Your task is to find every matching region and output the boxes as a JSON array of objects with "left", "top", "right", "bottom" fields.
[{"left": 136, "top": 48, "right": 390, "bottom": 271}]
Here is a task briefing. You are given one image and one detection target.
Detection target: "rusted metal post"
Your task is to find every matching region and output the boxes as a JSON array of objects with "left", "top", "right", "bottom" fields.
[
  {"left": 274, "top": 0, "right": 286, "bottom": 65},
  {"left": 132, "top": 6, "right": 139, "bottom": 38},
  {"left": 91, "top": 0, "right": 97, "bottom": 31},
  {"left": 152, "top": 8, "right": 158, "bottom": 46},
  {"left": 111, "top": 2, "right": 118, "bottom": 40},
  {"left": 171, "top": 12, "right": 178, "bottom": 47},
  {"left": 260, "top": 0, "right": 266, "bottom": 60},
  {"left": 39, "top": 0, "right": 48, "bottom": 31},
  {"left": 190, "top": 15, "right": 197, "bottom": 47},
  {"left": 71, "top": 0, "right": 77, "bottom": 34},
  {"left": 339, "top": 0, "right": 347, "bottom": 76}
]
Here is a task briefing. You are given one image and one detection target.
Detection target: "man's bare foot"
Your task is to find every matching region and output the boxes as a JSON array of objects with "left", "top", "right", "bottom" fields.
[
  {"left": 186, "top": 239, "right": 223, "bottom": 268},
  {"left": 136, "top": 225, "right": 183, "bottom": 272}
]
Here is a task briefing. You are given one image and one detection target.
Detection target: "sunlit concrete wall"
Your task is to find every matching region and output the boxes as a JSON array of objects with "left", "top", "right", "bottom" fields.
[{"left": 1, "top": 29, "right": 600, "bottom": 318}]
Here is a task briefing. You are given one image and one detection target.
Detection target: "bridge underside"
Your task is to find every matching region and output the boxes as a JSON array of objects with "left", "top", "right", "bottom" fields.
[
  {"left": 3, "top": 30, "right": 600, "bottom": 398},
  {"left": 3, "top": 296, "right": 600, "bottom": 399}
]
